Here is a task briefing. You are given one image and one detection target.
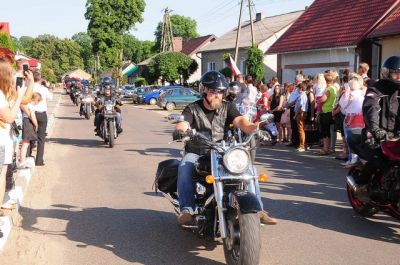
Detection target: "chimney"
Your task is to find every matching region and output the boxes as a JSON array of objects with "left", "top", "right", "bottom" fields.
[
  {"left": 256, "top": 13, "right": 262, "bottom": 22},
  {"left": 173, "top": 37, "right": 183, "bottom": 52},
  {"left": 0, "top": 22, "right": 10, "bottom": 35}
]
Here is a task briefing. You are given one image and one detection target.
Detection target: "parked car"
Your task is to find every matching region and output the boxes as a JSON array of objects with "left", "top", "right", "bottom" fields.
[
  {"left": 133, "top": 86, "right": 158, "bottom": 104},
  {"left": 121, "top": 85, "right": 136, "bottom": 98},
  {"left": 143, "top": 85, "right": 182, "bottom": 105},
  {"left": 158, "top": 87, "right": 201, "bottom": 111}
]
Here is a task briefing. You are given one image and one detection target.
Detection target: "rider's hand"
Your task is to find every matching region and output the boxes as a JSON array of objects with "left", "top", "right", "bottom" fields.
[
  {"left": 172, "top": 130, "right": 186, "bottom": 141},
  {"left": 372, "top": 128, "right": 386, "bottom": 140}
]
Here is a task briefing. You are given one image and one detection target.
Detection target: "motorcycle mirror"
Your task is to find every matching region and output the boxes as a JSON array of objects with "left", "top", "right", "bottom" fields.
[{"left": 167, "top": 114, "right": 185, "bottom": 124}]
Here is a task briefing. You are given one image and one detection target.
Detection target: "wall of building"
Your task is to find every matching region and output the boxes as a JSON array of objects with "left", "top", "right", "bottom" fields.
[
  {"left": 279, "top": 47, "right": 357, "bottom": 83},
  {"left": 379, "top": 36, "right": 400, "bottom": 61}
]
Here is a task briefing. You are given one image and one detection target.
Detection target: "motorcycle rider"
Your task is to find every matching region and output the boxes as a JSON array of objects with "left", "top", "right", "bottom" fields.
[
  {"left": 353, "top": 56, "right": 400, "bottom": 182},
  {"left": 79, "top": 85, "right": 93, "bottom": 116},
  {"left": 94, "top": 82, "right": 123, "bottom": 135},
  {"left": 173, "top": 70, "right": 277, "bottom": 225},
  {"left": 225, "top": 81, "right": 241, "bottom": 104}
]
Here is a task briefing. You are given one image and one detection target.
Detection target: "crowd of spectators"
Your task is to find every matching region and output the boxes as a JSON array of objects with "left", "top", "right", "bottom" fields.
[
  {"left": 0, "top": 51, "right": 53, "bottom": 238},
  {"left": 231, "top": 63, "right": 371, "bottom": 165}
]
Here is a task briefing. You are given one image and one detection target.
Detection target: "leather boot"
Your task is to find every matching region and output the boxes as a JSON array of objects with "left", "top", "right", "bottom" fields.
[{"left": 258, "top": 210, "right": 278, "bottom": 225}]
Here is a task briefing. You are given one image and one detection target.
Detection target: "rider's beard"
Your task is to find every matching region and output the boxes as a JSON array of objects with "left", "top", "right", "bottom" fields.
[{"left": 209, "top": 97, "right": 222, "bottom": 110}]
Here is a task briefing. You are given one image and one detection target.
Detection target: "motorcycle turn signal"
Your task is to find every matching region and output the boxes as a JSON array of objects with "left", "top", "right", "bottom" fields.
[{"left": 259, "top": 173, "right": 269, "bottom": 182}]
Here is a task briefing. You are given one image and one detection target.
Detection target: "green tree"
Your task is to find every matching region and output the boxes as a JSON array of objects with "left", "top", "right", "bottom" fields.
[
  {"left": 72, "top": 32, "right": 94, "bottom": 72},
  {"left": 154, "top": 14, "right": 199, "bottom": 51},
  {"left": 25, "top": 34, "right": 84, "bottom": 81},
  {"left": 11, "top": 36, "right": 24, "bottom": 52},
  {"left": 147, "top": 52, "right": 197, "bottom": 84},
  {"left": 17, "top": 36, "right": 34, "bottom": 53},
  {"left": 122, "top": 34, "right": 156, "bottom": 64},
  {"left": 247, "top": 46, "right": 264, "bottom": 83},
  {"left": 85, "top": 0, "right": 145, "bottom": 79}
]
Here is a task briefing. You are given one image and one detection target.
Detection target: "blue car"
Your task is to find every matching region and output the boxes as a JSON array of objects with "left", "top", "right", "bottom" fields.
[{"left": 143, "top": 85, "right": 182, "bottom": 105}]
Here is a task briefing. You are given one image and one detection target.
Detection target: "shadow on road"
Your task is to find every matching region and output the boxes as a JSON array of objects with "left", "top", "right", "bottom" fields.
[
  {"left": 55, "top": 116, "right": 85, "bottom": 121},
  {"left": 125, "top": 147, "right": 181, "bottom": 157},
  {"left": 18, "top": 205, "right": 224, "bottom": 265},
  {"left": 48, "top": 137, "right": 102, "bottom": 148},
  {"left": 256, "top": 147, "right": 400, "bottom": 244}
]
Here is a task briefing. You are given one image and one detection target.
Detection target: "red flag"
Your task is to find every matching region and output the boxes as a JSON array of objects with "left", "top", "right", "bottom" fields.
[{"left": 225, "top": 55, "right": 241, "bottom": 76}]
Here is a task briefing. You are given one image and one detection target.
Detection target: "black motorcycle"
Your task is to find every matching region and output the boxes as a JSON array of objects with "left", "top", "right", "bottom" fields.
[
  {"left": 98, "top": 99, "right": 118, "bottom": 148},
  {"left": 155, "top": 114, "right": 272, "bottom": 265},
  {"left": 80, "top": 94, "right": 95, "bottom": 120}
]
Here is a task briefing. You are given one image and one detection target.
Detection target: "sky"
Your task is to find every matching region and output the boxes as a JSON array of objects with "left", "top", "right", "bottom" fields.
[{"left": 0, "top": 0, "right": 314, "bottom": 41}]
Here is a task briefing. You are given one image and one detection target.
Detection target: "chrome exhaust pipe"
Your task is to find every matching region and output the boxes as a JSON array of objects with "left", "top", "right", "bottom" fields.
[{"left": 346, "top": 175, "right": 357, "bottom": 193}]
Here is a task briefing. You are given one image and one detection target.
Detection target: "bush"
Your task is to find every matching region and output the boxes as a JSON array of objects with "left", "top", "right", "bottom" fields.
[
  {"left": 247, "top": 46, "right": 264, "bottom": 83},
  {"left": 219, "top": 67, "right": 232, "bottom": 78},
  {"left": 135, "top": 77, "right": 148, "bottom": 87},
  {"left": 0, "top": 33, "right": 14, "bottom": 51}
]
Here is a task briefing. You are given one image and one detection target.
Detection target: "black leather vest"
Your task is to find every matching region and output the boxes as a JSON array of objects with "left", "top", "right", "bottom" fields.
[
  {"left": 371, "top": 80, "right": 400, "bottom": 133},
  {"left": 185, "top": 100, "right": 228, "bottom": 155}
]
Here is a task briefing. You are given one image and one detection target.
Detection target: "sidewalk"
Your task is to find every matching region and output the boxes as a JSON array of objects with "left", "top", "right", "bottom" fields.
[{"left": 0, "top": 88, "right": 62, "bottom": 252}]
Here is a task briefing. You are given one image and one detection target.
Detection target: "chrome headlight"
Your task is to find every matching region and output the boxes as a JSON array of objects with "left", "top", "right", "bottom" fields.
[
  {"left": 223, "top": 148, "right": 250, "bottom": 174},
  {"left": 105, "top": 104, "right": 113, "bottom": 111}
]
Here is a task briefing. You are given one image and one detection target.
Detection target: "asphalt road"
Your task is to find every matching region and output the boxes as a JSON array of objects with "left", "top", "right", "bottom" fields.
[{"left": 2, "top": 95, "right": 400, "bottom": 265}]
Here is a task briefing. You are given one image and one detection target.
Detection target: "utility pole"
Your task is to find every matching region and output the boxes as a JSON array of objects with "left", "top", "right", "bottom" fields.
[
  {"left": 160, "top": 7, "right": 175, "bottom": 52},
  {"left": 248, "top": 0, "right": 255, "bottom": 46},
  {"left": 234, "top": 0, "right": 244, "bottom": 64}
]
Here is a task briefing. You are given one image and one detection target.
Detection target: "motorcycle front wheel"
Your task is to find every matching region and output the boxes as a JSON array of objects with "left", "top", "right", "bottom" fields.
[
  {"left": 346, "top": 167, "right": 378, "bottom": 217},
  {"left": 108, "top": 121, "right": 115, "bottom": 148},
  {"left": 223, "top": 211, "right": 261, "bottom": 265},
  {"left": 85, "top": 105, "right": 91, "bottom": 120}
]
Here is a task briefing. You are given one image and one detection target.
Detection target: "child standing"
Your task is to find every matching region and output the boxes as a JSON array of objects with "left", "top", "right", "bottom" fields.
[{"left": 19, "top": 92, "right": 41, "bottom": 168}]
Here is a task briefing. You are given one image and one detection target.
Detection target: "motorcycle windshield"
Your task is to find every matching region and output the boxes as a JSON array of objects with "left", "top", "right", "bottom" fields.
[{"left": 381, "top": 140, "right": 400, "bottom": 161}]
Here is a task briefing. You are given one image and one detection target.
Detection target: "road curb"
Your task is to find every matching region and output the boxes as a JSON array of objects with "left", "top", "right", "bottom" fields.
[{"left": 0, "top": 89, "right": 62, "bottom": 252}]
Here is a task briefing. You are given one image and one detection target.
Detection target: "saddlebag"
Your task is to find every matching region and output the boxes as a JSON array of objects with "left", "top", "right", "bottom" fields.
[{"left": 154, "top": 159, "right": 180, "bottom": 193}]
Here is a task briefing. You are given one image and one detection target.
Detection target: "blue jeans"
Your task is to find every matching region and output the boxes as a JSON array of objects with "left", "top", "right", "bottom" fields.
[
  {"left": 177, "top": 152, "right": 265, "bottom": 212},
  {"left": 177, "top": 153, "right": 199, "bottom": 212}
]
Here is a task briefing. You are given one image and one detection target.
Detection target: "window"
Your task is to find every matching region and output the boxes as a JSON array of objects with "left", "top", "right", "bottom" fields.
[
  {"left": 240, "top": 60, "right": 248, "bottom": 75},
  {"left": 208, "top": 62, "right": 216, "bottom": 71},
  {"left": 170, "top": 89, "right": 182, "bottom": 96}
]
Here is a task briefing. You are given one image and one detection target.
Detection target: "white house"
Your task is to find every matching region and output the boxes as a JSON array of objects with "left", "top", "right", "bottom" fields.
[{"left": 198, "top": 10, "right": 304, "bottom": 82}]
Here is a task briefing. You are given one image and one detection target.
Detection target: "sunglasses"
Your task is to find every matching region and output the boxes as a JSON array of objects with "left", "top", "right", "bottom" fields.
[{"left": 208, "top": 89, "right": 224, "bottom": 95}]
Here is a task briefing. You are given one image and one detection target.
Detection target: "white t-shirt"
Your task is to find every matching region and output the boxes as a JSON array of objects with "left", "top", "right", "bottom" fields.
[
  {"left": 0, "top": 90, "right": 12, "bottom": 144},
  {"left": 33, "top": 83, "right": 53, "bottom": 112},
  {"left": 247, "top": 84, "right": 258, "bottom": 104}
]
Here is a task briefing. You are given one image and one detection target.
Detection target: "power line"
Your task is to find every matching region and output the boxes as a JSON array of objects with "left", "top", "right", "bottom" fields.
[
  {"left": 194, "top": 0, "right": 237, "bottom": 21},
  {"left": 196, "top": 1, "right": 240, "bottom": 24}
]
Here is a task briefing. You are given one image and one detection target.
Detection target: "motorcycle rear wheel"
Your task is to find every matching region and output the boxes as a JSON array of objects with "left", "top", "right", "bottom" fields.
[
  {"left": 223, "top": 211, "right": 261, "bottom": 265},
  {"left": 108, "top": 122, "right": 115, "bottom": 148}
]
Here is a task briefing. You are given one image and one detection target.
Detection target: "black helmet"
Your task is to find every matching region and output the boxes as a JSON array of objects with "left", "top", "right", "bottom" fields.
[
  {"left": 228, "top": 81, "right": 241, "bottom": 96},
  {"left": 102, "top": 76, "right": 114, "bottom": 86},
  {"left": 199, "top": 71, "right": 228, "bottom": 95},
  {"left": 381, "top": 56, "right": 400, "bottom": 84}
]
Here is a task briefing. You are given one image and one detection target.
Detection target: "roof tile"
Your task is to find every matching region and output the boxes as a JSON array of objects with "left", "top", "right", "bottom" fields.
[
  {"left": 368, "top": 7, "right": 400, "bottom": 38},
  {"left": 181, "top": 35, "right": 216, "bottom": 56},
  {"left": 268, "top": 0, "right": 399, "bottom": 54}
]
